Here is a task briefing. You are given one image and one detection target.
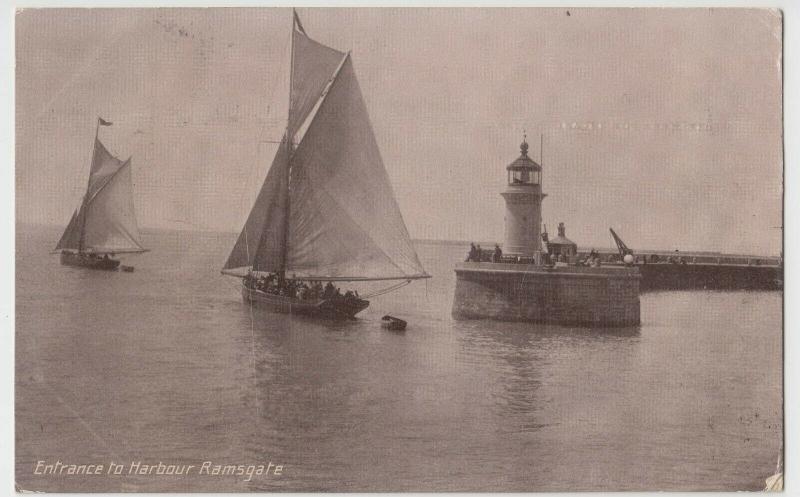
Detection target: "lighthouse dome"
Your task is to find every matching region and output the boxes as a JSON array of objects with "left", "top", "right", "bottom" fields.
[{"left": 506, "top": 138, "right": 542, "bottom": 172}]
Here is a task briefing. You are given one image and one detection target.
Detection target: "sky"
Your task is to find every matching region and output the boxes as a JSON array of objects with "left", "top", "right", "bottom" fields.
[{"left": 15, "top": 7, "right": 783, "bottom": 255}]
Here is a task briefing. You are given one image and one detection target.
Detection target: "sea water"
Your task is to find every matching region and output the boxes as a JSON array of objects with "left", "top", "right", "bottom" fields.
[{"left": 15, "top": 224, "right": 782, "bottom": 491}]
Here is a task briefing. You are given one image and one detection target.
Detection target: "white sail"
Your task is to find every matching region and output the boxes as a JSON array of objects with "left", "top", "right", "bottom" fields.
[
  {"left": 81, "top": 160, "right": 146, "bottom": 253},
  {"left": 55, "top": 208, "right": 81, "bottom": 252},
  {"left": 55, "top": 138, "right": 147, "bottom": 254},
  {"left": 222, "top": 25, "right": 344, "bottom": 276},
  {"left": 223, "top": 139, "right": 289, "bottom": 275},
  {"left": 289, "top": 27, "right": 345, "bottom": 139},
  {"left": 286, "top": 56, "right": 426, "bottom": 280},
  {"left": 223, "top": 12, "right": 427, "bottom": 282}
]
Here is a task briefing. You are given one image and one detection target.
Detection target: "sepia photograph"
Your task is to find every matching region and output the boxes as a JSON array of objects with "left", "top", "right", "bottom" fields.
[{"left": 13, "top": 6, "right": 783, "bottom": 492}]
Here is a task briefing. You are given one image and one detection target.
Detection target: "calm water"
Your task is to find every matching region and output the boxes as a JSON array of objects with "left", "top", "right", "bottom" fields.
[{"left": 15, "top": 225, "right": 782, "bottom": 492}]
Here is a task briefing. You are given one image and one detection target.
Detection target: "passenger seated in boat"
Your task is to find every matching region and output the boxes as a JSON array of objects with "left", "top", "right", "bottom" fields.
[{"left": 306, "top": 281, "right": 320, "bottom": 299}]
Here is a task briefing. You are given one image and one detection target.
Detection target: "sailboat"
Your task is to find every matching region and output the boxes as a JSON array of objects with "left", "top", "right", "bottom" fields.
[
  {"left": 54, "top": 118, "right": 148, "bottom": 270},
  {"left": 222, "top": 10, "right": 430, "bottom": 319}
]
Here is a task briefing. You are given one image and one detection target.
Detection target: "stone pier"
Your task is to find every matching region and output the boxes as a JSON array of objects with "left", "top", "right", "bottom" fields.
[{"left": 452, "top": 262, "right": 641, "bottom": 327}]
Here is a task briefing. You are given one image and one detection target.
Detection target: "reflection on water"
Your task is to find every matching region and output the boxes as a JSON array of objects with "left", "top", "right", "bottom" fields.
[
  {"left": 458, "top": 321, "right": 641, "bottom": 427},
  {"left": 16, "top": 225, "right": 782, "bottom": 492}
]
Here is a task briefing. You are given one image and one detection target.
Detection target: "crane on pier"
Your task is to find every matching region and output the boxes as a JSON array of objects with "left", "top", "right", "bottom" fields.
[{"left": 609, "top": 228, "right": 634, "bottom": 258}]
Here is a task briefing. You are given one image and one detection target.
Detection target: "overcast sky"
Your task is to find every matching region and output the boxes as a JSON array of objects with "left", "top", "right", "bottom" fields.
[{"left": 15, "top": 8, "right": 782, "bottom": 255}]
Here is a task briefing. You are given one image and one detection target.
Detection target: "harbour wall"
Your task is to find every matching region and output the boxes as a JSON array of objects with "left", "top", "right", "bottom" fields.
[
  {"left": 452, "top": 262, "right": 640, "bottom": 327},
  {"left": 636, "top": 263, "right": 781, "bottom": 291}
]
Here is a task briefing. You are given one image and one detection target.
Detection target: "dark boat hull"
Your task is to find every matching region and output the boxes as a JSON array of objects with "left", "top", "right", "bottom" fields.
[
  {"left": 242, "top": 285, "right": 370, "bottom": 319},
  {"left": 381, "top": 321, "right": 406, "bottom": 331},
  {"left": 381, "top": 315, "right": 407, "bottom": 330},
  {"left": 60, "top": 251, "right": 121, "bottom": 271}
]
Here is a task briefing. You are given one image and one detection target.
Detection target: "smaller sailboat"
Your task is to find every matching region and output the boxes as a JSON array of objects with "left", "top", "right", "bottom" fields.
[{"left": 54, "top": 118, "right": 148, "bottom": 270}]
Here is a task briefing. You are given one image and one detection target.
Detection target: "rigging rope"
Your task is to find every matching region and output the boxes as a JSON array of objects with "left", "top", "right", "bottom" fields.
[{"left": 361, "top": 279, "right": 412, "bottom": 299}]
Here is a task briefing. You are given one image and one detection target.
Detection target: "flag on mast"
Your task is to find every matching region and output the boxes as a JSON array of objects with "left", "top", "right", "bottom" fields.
[{"left": 98, "top": 117, "right": 113, "bottom": 126}]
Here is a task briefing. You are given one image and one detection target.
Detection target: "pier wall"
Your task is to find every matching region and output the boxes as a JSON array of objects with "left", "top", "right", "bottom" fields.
[
  {"left": 637, "top": 263, "right": 781, "bottom": 291},
  {"left": 452, "top": 262, "right": 640, "bottom": 327}
]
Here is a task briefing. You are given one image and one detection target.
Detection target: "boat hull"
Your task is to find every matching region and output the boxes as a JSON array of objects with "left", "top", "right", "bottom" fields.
[
  {"left": 60, "top": 251, "right": 121, "bottom": 271},
  {"left": 241, "top": 285, "right": 370, "bottom": 319},
  {"left": 381, "top": 321, "right": 407, "bottom": 331},
  {"left": 381, "top": 315, "right": 407, "bottom": 330}
]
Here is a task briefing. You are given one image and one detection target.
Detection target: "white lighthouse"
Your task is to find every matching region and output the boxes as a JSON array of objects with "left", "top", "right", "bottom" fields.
[{"left": 500, "top": 136, "right": 546, "bottom": 258}]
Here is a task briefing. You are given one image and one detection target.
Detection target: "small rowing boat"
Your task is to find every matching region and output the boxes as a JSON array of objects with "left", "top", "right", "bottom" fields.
[{"left": 381, "top": 315, "right": 407, "bottom": 331}]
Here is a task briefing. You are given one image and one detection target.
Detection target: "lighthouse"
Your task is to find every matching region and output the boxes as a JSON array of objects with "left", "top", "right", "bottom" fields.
[
  {"left": 453, "top": 134, "right": 640, "bottom": 327},
  {"left": 501, "top": 135, "right": 546, "bottom": 259}
]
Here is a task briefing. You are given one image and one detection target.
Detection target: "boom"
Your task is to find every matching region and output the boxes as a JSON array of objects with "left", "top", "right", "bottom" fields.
[{"left": 609, "top": 228, "right": 633, "bottom": 257}]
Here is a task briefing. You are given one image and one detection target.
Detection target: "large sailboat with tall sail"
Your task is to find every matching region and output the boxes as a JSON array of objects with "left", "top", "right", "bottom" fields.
[
  {"left": 221, "top": 10, "right": 430, "bottom": 319},
  {"left": 54, "top": 118, "right": 148, "bottom": 270}
]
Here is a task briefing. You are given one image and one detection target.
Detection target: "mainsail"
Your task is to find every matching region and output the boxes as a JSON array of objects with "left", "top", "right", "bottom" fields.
[
  {"left": 288, "top": 25, "right": 345, "bottom": 139},
  {"left": 55, "top": 134, "right": 147, "bottom": 254},
  {"left": 223, "top": 11, "right": 427, "bottom": 281}
]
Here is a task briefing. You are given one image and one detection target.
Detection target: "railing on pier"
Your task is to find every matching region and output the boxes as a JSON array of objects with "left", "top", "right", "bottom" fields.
[{"left": 464, "top": 247, "right": 781, "bottom": 268}]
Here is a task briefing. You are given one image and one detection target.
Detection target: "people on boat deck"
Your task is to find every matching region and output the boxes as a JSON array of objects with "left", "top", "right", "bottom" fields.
[{"left": 245, "top": 273, "right": 361, "bottom": 302}]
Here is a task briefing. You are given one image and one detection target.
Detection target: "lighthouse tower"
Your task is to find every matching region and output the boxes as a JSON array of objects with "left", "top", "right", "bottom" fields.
[{"left": 501, "top": 135, "right": 546, "bottom": 258}]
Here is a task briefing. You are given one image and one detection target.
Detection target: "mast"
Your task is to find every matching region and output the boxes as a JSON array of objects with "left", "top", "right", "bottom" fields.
[
  {"left": 279, "top": 10, "right": 349, "bottom": 280},
  {"left": 78, "top": 117, "right": 101, "bottom": 253},
  {"left": 279, "top": 10, "right": 298, "bottom": 280}
]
